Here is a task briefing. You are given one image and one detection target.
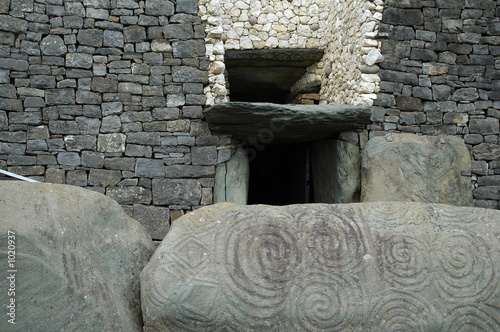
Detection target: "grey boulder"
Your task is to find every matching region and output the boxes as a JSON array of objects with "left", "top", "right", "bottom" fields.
[{"left": 0, "top": 181, "right": 154, "bottom": 332}]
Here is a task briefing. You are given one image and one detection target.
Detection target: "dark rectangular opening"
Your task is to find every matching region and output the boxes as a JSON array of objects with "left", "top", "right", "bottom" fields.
[{"left": 247, "top": 143, "right": 313, "bottom": 205}]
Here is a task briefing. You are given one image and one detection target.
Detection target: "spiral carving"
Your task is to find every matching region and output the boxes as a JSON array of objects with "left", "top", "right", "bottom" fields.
[
  {"left": 218, "top": 213, "right": 301, "bottom": 324},
  {"left": 443, "top": 304, "right": 500, "bottom": 331},
  {"left": 292, "top": 273, "right": 363, "bottom": 331},
  {"left": 435, "top": 231, "right": 496, "bottom": 303},
  {"left": 367, "top": 291, "right": 440, "bottom": 331},
  {"left": 378, "top": 235, "right": 431, "bottom": 291},
  {"left": 302, "top": 212, "right": 365, "bottom": 272}
]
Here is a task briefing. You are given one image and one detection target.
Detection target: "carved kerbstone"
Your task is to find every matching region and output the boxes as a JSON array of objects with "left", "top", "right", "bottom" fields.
[
  {"left": 0, "top": 181, "right": 154, "bottom": 331},
  {"left": 141, "top": 202, "right": 500, "bottom": 331}
]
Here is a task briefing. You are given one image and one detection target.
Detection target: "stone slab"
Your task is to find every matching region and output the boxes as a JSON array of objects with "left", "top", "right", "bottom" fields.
[
  {"left": 141, "top": 202, "right": 500, "bottom": 331},
  {"left": 0, "top": 181, "right": 154, "bottom": 331},
  {"left": 204, "top": 102, "right": 371, "bottom": 144},
  {"left": 361, "top": 133, "right": 472, "bottom": 206},
  {"left": 311, "top": 140, "right": 360, "bottom": 203}
]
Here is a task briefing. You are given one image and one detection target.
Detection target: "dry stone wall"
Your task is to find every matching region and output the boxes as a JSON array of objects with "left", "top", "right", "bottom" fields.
[
  {"left": 0, "top": 0, "right": 236, "bottom": 239},
  {"left": 371, "top": 0, "right": 500, "bottom": 209}
]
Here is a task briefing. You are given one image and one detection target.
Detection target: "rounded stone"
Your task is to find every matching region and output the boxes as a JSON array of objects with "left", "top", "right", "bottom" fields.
[{"left": 40, "top": 35, "right": 67, "bottom": 56}]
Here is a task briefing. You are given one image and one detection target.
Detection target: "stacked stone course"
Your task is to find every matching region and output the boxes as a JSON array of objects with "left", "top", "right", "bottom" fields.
[
  {"left": 371, "top": 0, "right": 500, "bottom": 209},
  {"left": 0, "top": 0, "right": 235, "bottom": 239}
]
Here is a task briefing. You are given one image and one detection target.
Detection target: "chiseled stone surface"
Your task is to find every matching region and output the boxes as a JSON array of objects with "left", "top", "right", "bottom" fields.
[
  {"left": 141, "top": 202, "right": 500, "bottom": 331},
  {"left": 361, "top": 133, "right": 472, "bottom": 206},
  {"left": 0, "top": 181, "right": 154, "bottom": 331}
]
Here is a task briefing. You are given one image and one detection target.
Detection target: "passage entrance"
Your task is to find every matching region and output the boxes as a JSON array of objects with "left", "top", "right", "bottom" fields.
[{"left": 247, "top": 144, "right": 312, "bottom": 205}]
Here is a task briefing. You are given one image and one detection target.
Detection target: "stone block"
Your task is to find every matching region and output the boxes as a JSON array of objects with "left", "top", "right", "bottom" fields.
[
  {"left": 106, "top": 186, "right": 152, "bottom": 204},
  {"left": 473, "top": 143, "right": 500, "bottom": 160},
  {"left": 88, "top": 169, "right": 122, "bottom": 186},
  {"left": 191, "top": 146, "right": 217, "bottom": 166},
  {"left": 165, "top": 165, "right": 215, "bottom": 178},
  {"left": 101, "top": 115, "right": 122, "bottom": 133},
  {"left": 124, "top": 26, "right": 146, "bottom": 43},
  {"left": 127, "top": 132, "right": 160, "bottom": 145},
  {"left": 9, "top": 111, "right": 42, "bottom": 125},
  {"left": 0, "top": 182, "right": 153, "bottom": 331},
  {"left": 49, "top": 120, "right": 80, "bottom": 135},
  {"left": 104, "top": 157, "right": 135, "bottom": 171},
  {"left": 81, "top": 151, "right": 104, "bottom": 168},
  {"left": 362, "top": 133, "right": 472, "bottom": 206},
  {"left": 172, "top": 66, "right": 209, "bottom": 84},
  {"left": 141, "top": 202, "right": 500, "bottom": 331},
  {"left": 57, "top": 152, "right": 81, "bottom": 166},
  {"left": 396, "top": 96, "right": 423, "bottom": 111},
  {"left": 102, "top": 102, "right": 123, "bottom": 116},
  {"left": 66, "top": 53, "right": 93, "bottom": 69},
  {"left": 97, "top": 133, "right": 126, "bottom": 153},
  {"left": 45, "top": 168, "right": 65, "bottom": 184},
  {"left": 0, "top": 14, "right": 28, "bottom": 33},
  {"left": 152, "top": 178, "right": 201, "bottom": 205},
  {"left": 469, "top": 118, "right": 499, "bottom": 135},
  {"left": 77, "top": 29, "right": 103, "bottom": 47},
  {"left": 163, "top": 24, "right": 193, "bottom": 40},
  {"left": 91, "top": 77, "right": 118, "bottom": 93},
  {"left": 64, "top": 135, "right": 96, "bottom": 151},
  {"left": 383, "top": 8, "right": 424, "bottom": 26},
  {"left": 76, "top": 90, "right": 102, "bottom": 104},
  {"left": 129, "top": 204, "right": 169, "bottom": 240},
  {"left": 66, "top": 169, "right": 88, "bottom": 186},
  {"left": 45, "top": 89, "right": 76, "bottom": 105},
  {"left": 145, "top": 0, "right": 174, "bottom": 16},
  {"left": 135, "top": 158, "right": 165, "bottom": 178},
  {"left": 103, "top": 30, "right": 124, "bottom": 48},
  {"left": 172, "top": 40, "right": 205, "bottom": 58}
]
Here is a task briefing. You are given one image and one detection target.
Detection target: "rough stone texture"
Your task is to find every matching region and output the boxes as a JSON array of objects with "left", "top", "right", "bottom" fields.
[
  {"left": 362, "top": 133, "right": 472, "bottom": 206},
  {"left": 204, "top": 102, "right": 371, "bottom": 144},
  {"left": 141, "top": 202, "right": 500, "bottom": 331},
  {"left": 214, "top": 147, "right": 249, "bottom": 204},
  {"left": 311, "top": 140, "right": 360, "bottom": 203},
  {"left": 0, "top": 181, "right": 154, "bottom": 331}
]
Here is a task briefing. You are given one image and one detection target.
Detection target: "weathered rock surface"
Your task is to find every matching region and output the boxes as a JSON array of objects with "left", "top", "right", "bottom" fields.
[
  {"left": 203, "top": 102, "right": 371, "bottom": 144},
  {"left": 214, "top": 147, "right": 249, "bottom": 205},
  {"left": 361, "top": 133, "right": 472, "bottom": 206},
  {"left": 311, "top": 140, "right": 360, "bottom": 203},
  {"left": 141, "top": 202, "right": 500, "bottom": 331},
  {"left": 0, "top": 181, "right": 154, "bottom": 331}
]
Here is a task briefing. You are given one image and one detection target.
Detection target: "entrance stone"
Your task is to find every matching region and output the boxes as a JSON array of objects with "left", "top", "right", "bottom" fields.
[
  {"left": 141, "top": 202, "right": 500, "bottom": 331},
  {"left": 361, "top": 133, "right": 472, "bottom": 206},
  {"left": 0, "top": 181, "right": 154, "bottom": 331}
]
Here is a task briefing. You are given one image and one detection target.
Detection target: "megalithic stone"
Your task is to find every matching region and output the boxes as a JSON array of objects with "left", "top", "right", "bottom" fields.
[
  {"left": 0, "top": 181, "right": 154, "bottom": 332},
  {"left": 141, "top": 202, "right": 500, "bottom": 331}
]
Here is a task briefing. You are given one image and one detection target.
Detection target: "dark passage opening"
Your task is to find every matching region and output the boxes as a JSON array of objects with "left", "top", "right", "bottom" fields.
[
  {"left": 224, "top": 49, "right": 324, "bottom": 104},
  {"left": 247, "top": 143, "right": 313, "bottom": 205}
]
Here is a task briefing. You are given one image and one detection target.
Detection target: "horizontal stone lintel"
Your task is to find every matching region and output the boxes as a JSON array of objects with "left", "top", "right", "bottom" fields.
[{"left": 203, "top": 102, "right": 371, "bottom": 144}]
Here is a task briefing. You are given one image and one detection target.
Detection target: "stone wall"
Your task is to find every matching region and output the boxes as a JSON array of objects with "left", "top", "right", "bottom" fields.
[
  {"left": 371, "top": 0, "right": 500, "bottom": 209},
  {"left": 200, "top": 0, "right": 381, "bottom": 107},
  {"left": 0, "top": 0, "right": 235, "bottom": 239}
]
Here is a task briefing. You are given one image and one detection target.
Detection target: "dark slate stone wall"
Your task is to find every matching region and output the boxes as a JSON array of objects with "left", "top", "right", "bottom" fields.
[
  {"left": 372, "top": 0, "right": 500, "bottom": 209},
  {"left": 0, "top": 0, "right": 229, "bottom": 240}
]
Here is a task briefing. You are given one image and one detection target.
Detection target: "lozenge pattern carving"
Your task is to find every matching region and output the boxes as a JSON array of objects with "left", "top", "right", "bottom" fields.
[{"left": 141, "top": 203, "right": 500, "bottom": 331}]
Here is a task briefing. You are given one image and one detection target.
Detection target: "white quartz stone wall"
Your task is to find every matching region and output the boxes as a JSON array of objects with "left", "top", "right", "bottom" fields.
[
  {"left": 200, "top": 0, "right": 383, "bottom": 107},
  {"left": 319, "top": 0, "right": 384, "bottom": 107}
]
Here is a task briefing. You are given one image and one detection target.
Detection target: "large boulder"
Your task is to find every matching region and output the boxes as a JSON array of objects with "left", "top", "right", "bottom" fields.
[
  {"left": 141, "top": 202, "right": 500, "bottom": 331},
  {"left": 0, "top": 181, "right": 154, "bottom": 331},
  {"left": 361, "top": 133, "right": 472, "bottom": 206}
]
